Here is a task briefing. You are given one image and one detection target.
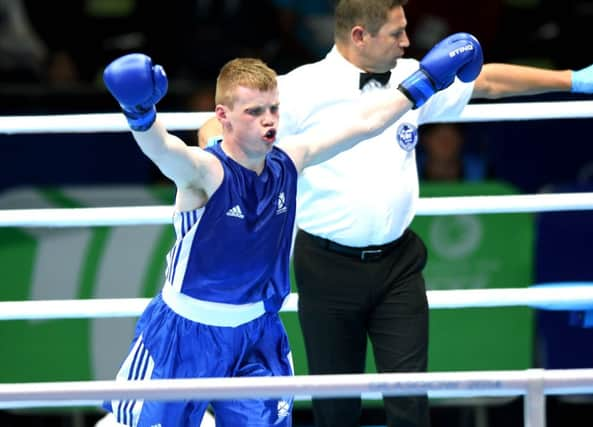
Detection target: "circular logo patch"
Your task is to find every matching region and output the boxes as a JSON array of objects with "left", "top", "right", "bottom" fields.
[{"left": 396, "top": 122, "right": 418, "bottom": 152}]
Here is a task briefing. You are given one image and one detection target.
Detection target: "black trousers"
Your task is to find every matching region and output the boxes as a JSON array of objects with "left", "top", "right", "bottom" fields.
[{"left": 293, "top": 228, "right": 430, "bottom": 427}]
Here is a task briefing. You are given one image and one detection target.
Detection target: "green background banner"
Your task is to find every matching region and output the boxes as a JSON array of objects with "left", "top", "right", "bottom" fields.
[
  {"left": 417, "top": 182, "right": 533, "bottom": 373},
  {"left": 0, "top": 182, "right": 534, "bottom": 398}
]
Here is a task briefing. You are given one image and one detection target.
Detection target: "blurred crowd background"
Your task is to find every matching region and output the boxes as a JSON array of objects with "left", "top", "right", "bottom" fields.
[
  {"left": 1, "top": 0, "right": 593, "bottom": 193},
  {"left": 3, "top": 0, "right": 593, "bottom": 91}
]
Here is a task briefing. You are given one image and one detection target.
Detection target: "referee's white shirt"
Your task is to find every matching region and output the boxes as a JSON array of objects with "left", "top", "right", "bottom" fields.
[{"left": 277, "top": 46, "right": 474, "bottom": 247}]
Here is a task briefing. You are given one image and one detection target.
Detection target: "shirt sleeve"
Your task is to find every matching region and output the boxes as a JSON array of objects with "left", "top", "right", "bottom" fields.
[
  {"left": 417, "top": 78, "right": 475, "bottom": 125},
  {"left": 277, "top": 75, "right": 303, "bottom": 140}
]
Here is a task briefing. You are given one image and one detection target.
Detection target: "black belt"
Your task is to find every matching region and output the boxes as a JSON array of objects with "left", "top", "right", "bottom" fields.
[{"left": 301, "top": 229, "right": 404, "bottom": 262}]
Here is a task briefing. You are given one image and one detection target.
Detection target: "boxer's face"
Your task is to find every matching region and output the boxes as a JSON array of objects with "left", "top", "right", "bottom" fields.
[{"left": 217, "top": 85, "right": 279, "bottom": 160}]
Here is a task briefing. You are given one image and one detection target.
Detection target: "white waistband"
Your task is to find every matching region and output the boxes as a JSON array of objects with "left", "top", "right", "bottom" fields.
[{"left": 161, "top": 283, "right": 266, "bottom": 327}]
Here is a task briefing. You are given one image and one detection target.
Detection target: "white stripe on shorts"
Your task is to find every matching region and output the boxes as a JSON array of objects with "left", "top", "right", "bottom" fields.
[{"left": 112, "top": 334, "right": 155, "bottom": 427}]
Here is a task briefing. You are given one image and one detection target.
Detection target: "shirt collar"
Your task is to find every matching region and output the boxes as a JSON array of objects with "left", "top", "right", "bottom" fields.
[{"left": 325, "top": 45, "right": 371, "bottom": 90}]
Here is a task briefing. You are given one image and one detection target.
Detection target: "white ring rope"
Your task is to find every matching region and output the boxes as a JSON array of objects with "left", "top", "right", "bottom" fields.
[
  {"left": 1, "top": 104, "right": 591, "bottom": 424},
  {"left": 0, "top": 192, "right": 592, "bottom": 228},
  {"left": 0, "top": 205, "right": 175, "bottom": 228},
  {"left": 0, "top": 369, "right": 591, "bottom": 405},
  {"left": 1, "top": 283, "right": 591, "bottom": 321},
  {"left": 1, "top": 100, "right": 593, "bottom": 134}
]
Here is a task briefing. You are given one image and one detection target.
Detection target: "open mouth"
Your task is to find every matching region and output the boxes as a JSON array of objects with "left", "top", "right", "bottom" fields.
[{"left": 264, "top": 129, "right": 276, "bottom": 142}]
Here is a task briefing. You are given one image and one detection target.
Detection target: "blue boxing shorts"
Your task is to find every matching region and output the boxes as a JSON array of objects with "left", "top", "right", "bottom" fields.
[{"left": 103, "top": 293, "right": 294, "bottom": 427}]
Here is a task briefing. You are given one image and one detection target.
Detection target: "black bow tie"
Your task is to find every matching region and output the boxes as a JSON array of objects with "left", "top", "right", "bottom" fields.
[{"left": 359, "top": 71, "right": 392, "bottom": 89}]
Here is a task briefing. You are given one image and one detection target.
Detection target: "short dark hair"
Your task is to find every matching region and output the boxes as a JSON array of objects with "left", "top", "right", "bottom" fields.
[{"left": 335, "top": 0, "right": 408, "bottom": 42}]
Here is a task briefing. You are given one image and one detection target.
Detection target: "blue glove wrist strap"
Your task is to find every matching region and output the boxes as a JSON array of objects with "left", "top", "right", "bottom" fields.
[
  {"left": 122, "top": 106, "right": 157, "bottom": 132},
  {"left": 398, "top": 70, "right": 436, "bottom": 109}
]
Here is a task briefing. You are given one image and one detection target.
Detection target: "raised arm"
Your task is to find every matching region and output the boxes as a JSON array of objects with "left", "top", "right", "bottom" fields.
[
  {"left": 281, "top": 33, "right": 483, "bottom": 172},
  {"left": 472, "top": 62, "right": 593, "bottom": 99},
  {"left": 103, "top": 54, "right": 222, "bottom": 199}
]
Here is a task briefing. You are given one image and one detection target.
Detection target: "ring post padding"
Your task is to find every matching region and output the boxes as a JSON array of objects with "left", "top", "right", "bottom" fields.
[{"left": 525, "top": 369, "right": 546, "bottom": 427}]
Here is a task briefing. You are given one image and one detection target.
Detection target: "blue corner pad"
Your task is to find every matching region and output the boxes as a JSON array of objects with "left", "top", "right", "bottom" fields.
[{"left": 530, "top": 281, "right": 593, "bottom": 328}]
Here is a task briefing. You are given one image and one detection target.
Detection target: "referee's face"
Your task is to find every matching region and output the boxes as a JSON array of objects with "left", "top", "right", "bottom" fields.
[{"left": 361, "top": 6, "right": 409, "bottom": 73}]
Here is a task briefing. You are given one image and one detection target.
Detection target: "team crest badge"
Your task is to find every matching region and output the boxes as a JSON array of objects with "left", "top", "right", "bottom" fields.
[{"left": 396, "top": 122, "right": 418, "bottom": 152}]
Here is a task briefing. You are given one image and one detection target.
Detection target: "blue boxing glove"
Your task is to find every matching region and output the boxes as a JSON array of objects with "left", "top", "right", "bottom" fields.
[
  {"left": 103, "top": 53, "right": 168, "bottom": 131},
  {"left": 572, "top": 64, "right": 593, "bottom": 93},
  {"left": 398, "top": 33, "right": 483, "bottom": 109}
]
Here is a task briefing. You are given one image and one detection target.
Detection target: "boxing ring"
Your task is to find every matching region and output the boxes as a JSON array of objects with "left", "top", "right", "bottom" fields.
[{"left": 2, "top": 100, "right": 593, "bottom": 427}]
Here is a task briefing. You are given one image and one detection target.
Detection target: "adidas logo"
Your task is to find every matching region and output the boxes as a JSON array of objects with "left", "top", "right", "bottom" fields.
[{"left": 226, "top": 205, "right": 244, "bottom": 219}]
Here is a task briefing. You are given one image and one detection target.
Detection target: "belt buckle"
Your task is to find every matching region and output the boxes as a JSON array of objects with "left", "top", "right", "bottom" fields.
[{"left": 360, "top": 249, "right": 382, "bottom": 261}]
